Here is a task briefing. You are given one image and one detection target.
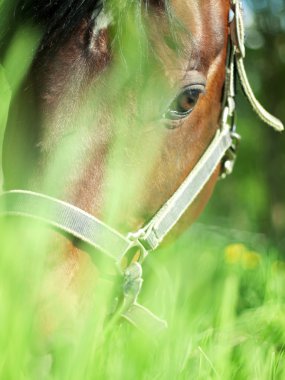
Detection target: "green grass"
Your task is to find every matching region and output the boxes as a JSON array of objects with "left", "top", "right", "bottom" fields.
[{"left": 1, "top": 218, "right": 285, "bottom": 379}]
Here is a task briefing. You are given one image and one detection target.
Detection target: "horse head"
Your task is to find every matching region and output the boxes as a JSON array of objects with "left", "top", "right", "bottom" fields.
[{"left": 3, "top": 0, "right": 229, "bottom": 230}]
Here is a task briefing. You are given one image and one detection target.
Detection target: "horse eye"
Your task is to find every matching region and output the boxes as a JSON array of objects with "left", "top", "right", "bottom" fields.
[{"left": 164, "top": 84, "right": 205, "bottom": 120}]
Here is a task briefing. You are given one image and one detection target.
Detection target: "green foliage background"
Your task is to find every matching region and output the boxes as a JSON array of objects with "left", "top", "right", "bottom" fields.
[{"left": 203, "top": 0, "right": 285, "bottom": 253}]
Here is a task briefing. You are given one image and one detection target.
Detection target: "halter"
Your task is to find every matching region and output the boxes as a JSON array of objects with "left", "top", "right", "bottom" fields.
[{"left": 0, "top": 0, "right": 283, "bottom": 334}]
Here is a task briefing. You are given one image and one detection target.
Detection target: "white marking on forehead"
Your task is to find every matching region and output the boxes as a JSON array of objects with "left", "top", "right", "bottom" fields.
[
  {"left": 172, "top": 0, "right": 204, "bottom": 58},
  {"left": 207, "top": 52, "right": 224, "bottom": 80},
  {"left": 191, "top": 2, "right": 203, "bottom": 45},
  {"left": 92, "top": 10, "right": 112, "bottom": 36}
]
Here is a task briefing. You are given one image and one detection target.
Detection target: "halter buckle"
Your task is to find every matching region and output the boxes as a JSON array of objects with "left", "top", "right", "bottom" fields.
[
  {"left": 220, "top": 129, "right": 241, "bottom": 179},
  {"left": 123, "top": 262, "right": 143, "bottom": 306}
]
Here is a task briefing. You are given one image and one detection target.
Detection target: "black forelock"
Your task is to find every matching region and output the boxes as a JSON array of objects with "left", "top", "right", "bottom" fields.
[
  {"left": 15, "top": 0, "right": 167, "bottom": 37},
  {"left": 0, "top": 0, "right": 169, "bottom": 55},
  {"left": 16, "top": 0, "right": 103, "bottom": 50}
]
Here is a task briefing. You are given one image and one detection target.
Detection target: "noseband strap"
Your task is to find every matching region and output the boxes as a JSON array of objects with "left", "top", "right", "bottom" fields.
[
  {"left": 0, "top": 190, "right": 135, "bottom": 263},
  {"left": 0, "top": 0, "right": 283, "bottom": 334}
]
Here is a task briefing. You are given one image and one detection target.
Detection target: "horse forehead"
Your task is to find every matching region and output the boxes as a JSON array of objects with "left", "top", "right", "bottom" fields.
[{"left": 171, "top": 0, "right": 227, "bottom": 52}]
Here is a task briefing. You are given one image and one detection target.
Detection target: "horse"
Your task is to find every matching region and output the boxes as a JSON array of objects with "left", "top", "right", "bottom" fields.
[{"left": 0, "top": 0, "right": 283, "bottom": 337}]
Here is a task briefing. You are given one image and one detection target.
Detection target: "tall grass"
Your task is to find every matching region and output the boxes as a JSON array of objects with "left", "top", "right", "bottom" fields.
[{"left": 0, "top": 218, "right": 285, "bottom": 379}]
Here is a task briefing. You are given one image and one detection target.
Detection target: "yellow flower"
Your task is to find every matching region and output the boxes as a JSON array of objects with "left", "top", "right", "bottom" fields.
[
  {"left": 241, "top": 251, "right": 261, "bottom": 269},
  {"left": 224, "top": 243, "right": 247, "bottom": 264},
  {"left": 224, "top": 244, "right": 261, "bottom": 269}
]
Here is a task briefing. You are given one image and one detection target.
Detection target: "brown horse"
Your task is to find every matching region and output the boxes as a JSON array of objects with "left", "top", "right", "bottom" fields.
[{"left": 0, "top": 0, "right": 283, "bottom": 334}]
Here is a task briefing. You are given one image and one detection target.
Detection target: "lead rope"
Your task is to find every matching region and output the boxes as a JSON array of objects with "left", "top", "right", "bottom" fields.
[
  {"left": 231, "top": 0, "right": 284, "bottom": 132},
  {"left": 121, "top": 262, "right": 167, "bottom": 333}
]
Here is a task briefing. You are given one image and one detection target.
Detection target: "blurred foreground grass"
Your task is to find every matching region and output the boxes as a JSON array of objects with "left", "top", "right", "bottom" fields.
[{"left": 1, "top": 219, "right": 285, "bottom": 379}]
